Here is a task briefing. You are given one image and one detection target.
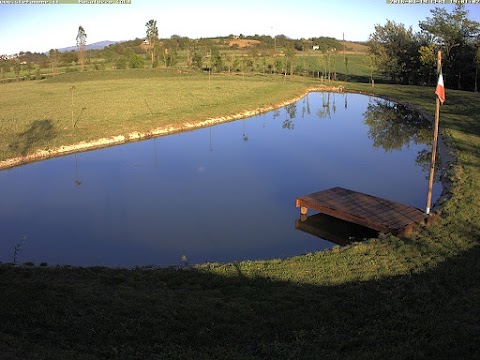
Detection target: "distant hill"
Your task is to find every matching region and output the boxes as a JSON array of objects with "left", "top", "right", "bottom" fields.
[
  {"left": 57, "top": 40, "right": 120, "bottom": 53},
  {"left": 343, "top": 41, "right": 369, "bottom": 53}
]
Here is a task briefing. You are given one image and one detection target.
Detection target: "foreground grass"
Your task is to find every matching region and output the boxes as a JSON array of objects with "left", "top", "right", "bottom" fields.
[
  {"left": 1, "top": 77, "right": 480, "bottom": 359},
  {"left": 0, "top": 69, "right": 317, "bottom": 163}
]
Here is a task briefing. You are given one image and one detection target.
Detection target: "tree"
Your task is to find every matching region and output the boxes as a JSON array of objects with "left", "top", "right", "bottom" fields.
[
  {"left": 102, "top": 48, "right": 117, "bottom": 63},
  {"left": 13, "top": 61, "right": 20, "bottom": 81},
  {"left": 419, "top": 44, "right": 437, "bottom": 85},
  {"left": 60, "top": 51, "right": 78, "bottom": 66},
  {"left": 209, "top": 46, "right": 222, "bottom": 72},
  {"left": 129, "top": 54, "right": 145, "bottom": 69},
  {"left": 145, "top": 19, "right": 159, "bottom": 65},
  {"left": 366, "top": 53, "right": 378, "bottom": 86},
  {"left": 419, "top": 4, "right": 480, "bottom": 90},
  {"left": 369, "top": 20, "right": 419, "bottom": 84},
  {"left": 249, "top": 46, "right": 259, "bottom": 73},
  {"left": 284, "top": 45, "right": 296, "bottom": 76},
  {"left": 191, "top": 51, "right": 203, "bottom": 69},
  {"left": 165, "top": 47, "right": 178, "bottom": 67},
  {"left": 116, "top": 56, "right": 128, "bottom": 69},
  {"left": 49, "top": 49, "right": 60, "bottom": 76},
  {"left": 310, "top": 37, "right": 342, "bottom": 52},
  {"left": 76, "top": 26, "right": 87, "bottom": 71},
  {"left": 26, "top": 62, "right": 33, "bottom": 78},
  {"left": 419, "top": 5, "right": 479, "bottom": 59}
]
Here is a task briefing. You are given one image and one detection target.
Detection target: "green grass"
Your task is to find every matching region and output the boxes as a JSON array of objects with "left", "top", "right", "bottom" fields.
[
  {"left": 295, "top": 53, "right": 372, "bottom": 82},
  {"left": 0, "top": 69, "right": 318, "bottom": 163},
  {"left": 1, "top": 71, "right": 480, "bottom": 359}
]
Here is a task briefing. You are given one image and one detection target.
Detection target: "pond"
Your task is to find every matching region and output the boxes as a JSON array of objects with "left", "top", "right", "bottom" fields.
[{"left": 0, "top": 92, "right": 441, "bottom": 267}]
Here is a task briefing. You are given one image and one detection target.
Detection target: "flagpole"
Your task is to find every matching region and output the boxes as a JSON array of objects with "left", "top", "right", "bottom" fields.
[{"left": 425, "top": 50, "right": 442, "bottom": 215}]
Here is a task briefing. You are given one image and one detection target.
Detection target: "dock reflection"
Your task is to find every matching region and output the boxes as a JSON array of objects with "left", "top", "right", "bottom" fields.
[{"left": 295, "top": 213, "right": 378, "bottom": 246}]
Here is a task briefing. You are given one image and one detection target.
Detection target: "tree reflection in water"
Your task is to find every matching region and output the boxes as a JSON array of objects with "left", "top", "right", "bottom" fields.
[
  {"left": 363, "top": 98, "right": 431, "bottom": 151},
  {"left": 363, "top": 98, "right": 439, "bottom": 180},
  {"left": 317, "top": 92, "right": 333, "bottom": 119},
  {"left": 282, "top": 103, "right": 297, "bottom": 130}
]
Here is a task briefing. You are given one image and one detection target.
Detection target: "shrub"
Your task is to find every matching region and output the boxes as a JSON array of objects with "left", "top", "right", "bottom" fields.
[
  {"left": 116, "top": 56, "right": 127, "bottom": 69},
  {"left": 129, "top": 54, "right": 145, "bottom": 69}
]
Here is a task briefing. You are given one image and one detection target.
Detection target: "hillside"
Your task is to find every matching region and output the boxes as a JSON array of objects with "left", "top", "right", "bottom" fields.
[
  {"left": 343, "top": 41, "right": 369, "bottom": 53},
  {"left": 57, "top": 40, "right": 120, "bottom": 53}
]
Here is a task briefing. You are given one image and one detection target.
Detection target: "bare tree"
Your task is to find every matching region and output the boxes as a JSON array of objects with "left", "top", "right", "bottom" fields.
[{"left": 76, "top": 26, "right": 87, "bottom": 71}]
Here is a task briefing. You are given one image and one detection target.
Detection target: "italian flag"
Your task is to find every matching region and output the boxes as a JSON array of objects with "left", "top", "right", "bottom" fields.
[{"left": 435, "top": 67, "right": 446, "bottom": 104}]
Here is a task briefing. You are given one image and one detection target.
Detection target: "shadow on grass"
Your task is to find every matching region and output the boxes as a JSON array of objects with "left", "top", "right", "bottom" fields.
[
  {"left": 0, "top": 236, "right": 479, "bottom": 360},
  {"left": 452, "top": 137, "right": 480, "bottom": 169},
  {"left": 335, "top": 73, "right": 395, "bottom": 85},
  {"left": 75, "top": 107, "right": 87, "bottom": 128},
  {"left": 9, "top": 119, "right": 56, "bottom": 156}
]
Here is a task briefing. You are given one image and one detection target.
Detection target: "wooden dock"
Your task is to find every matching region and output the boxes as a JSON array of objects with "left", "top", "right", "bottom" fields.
[{"left": 296, "top": 187, "right": 431, "bottom": 236}]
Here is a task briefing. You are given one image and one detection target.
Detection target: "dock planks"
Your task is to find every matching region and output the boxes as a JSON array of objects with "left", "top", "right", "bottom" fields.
[{"left": 296, "top": 187, "right": 430, "bottom": 236}]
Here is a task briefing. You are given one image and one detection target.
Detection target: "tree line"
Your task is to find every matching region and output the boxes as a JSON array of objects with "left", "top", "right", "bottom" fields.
[
  {"left": 1, "top": 18, "right": 348, "bottom": 79},
  {"left": 369, "top": 4, "right": 480, "bottom": 91}
]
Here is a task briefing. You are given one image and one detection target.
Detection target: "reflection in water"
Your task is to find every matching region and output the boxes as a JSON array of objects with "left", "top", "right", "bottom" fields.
[
  {"left": 293, "top": 97, "right": 437, "bottom": 243},
  {"left": 363, "top": 98, "right": 440, "bottom": 181},
  {"left": 282, "top": 118, "right": 295, "bottom": 130},
  {"left": 209, "top": 126, "right": 213, "bottom": 151},
  {"left": 363, "top": 99, "right": 431, "bottom": 152},
  {"left": 282, "top": 103, "right": 297, "bottom": 130},
  {"left": 316, "top": 93, "right": 336, "bottom": 119},
  {"left": 416, "top": 148, "right": 441, "bottom": 182},
  {"left": 301, "top": 95, "right": 311, "bottom": 118},
  {"left": 153, "top": 138, "right": 159, "bottom": 167},
  {"left": 74, "top": 154, "right": 81, "bottom": 186},
  {"left": 283, "top": 92, "right": 349, "bottom": 130},
  {"left": 295, "top": 214, "right": 378, "bottom": 246},
  {"left": 284, "top": 103, "right": 297, "bottom": 119},
  {"left": 0, "top": 92, "right": 441, "bottom": 267},
  {"left": 242, "top": 120, "right": 248, "bottom": 141},
  {"left": 273, "top": 109, "right": 281, "bottom": 120}
]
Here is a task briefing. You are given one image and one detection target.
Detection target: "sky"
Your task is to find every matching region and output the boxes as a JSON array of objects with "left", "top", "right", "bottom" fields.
[{"left": 1, "top": 0, "right": 479, "bottom": 55}]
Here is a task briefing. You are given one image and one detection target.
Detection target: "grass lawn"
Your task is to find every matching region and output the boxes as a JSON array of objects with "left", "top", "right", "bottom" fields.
[
  {"left": 1, "top": 72, "right": 479, "bottom": 359},
  {"left": 0, "top": 69, "right": 318, "bottom": 164}
]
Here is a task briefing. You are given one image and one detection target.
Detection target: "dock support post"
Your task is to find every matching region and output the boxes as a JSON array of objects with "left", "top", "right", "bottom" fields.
[{"left": 300, "top": 206, "right": 308, "bottom": 215}]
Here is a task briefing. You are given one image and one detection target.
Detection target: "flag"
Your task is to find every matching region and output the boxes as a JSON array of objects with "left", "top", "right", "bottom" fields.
[{"left": 435, "top": 67, "right": 445, "bottom": 104}]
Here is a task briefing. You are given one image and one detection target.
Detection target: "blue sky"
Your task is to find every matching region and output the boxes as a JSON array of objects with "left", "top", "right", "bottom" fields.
[{"left": 1, "top": 0, "right": 479, "bottom": 54}]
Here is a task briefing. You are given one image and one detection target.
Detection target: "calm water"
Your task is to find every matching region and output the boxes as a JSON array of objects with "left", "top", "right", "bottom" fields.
[{"left": 0, "top": 92, "right": 441, "bottom": 267}]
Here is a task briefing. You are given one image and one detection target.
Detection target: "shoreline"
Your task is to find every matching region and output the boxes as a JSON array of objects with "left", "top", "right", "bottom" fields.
[
  {"left": 0, "top": 84, "right": 453, "bottom": 212},
  {"left": 0, "top": 84, "right": 344, "bottom": 171}
]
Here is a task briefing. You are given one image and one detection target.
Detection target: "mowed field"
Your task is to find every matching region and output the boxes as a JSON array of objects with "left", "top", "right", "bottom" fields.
[{"left": 0, "top": 70, "right": 319, "bottom": 163}]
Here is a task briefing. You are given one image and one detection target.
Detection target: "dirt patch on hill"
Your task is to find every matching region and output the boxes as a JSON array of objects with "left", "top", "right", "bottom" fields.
[
  {"left": 343, "top": 41, "right": 369, "bottom": 53},
  {"left": 229, "top": 39, "right": 261, "bottom": 48}
]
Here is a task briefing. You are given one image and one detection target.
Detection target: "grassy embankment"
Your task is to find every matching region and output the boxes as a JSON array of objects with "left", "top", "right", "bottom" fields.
[
  {"left": 1, "top": 68, "right": 480, "bottom": 359},
  {"left": 0, "top": 51, "right": 371, "bottom": 166},
  {"left": 0, "top": 69, "right": 321, "bottom": 166}
]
